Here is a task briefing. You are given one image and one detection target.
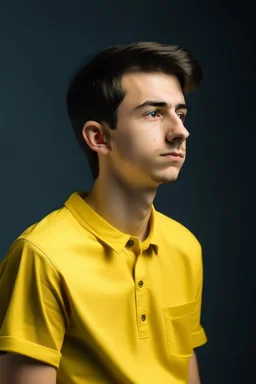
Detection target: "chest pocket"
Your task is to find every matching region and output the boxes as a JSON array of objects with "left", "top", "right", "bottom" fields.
[{"left": 163, "top": 300, "right": 196, "bottom": 358}]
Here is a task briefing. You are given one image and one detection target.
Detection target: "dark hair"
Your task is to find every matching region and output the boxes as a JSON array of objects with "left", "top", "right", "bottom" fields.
[{"left": 66, "top": 41, "right": 202, "bottom": 180}]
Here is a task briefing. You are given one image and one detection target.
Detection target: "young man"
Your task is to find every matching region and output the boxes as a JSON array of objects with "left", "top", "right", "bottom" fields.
[{"left": 0, "top": 42, "right": 207, "bottom": 383}]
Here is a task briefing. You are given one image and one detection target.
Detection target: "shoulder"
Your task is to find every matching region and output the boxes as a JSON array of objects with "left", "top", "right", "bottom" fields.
[
  {"left": 18, "top": 205, "right": 70, "bottom": 242},
  {"left": 155, "top": 209, "right": 201, "bottom": 245},
  {"left": 2, "top": 205, "right": 79, "bottom": 271},
  {"left": 154, "top": 209, "right": 203, "bottom": 264}
]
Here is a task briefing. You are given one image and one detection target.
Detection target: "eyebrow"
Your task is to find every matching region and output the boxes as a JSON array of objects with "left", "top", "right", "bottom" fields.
[{"left": 133, "top": 100, "right": 188, "bottom": 112}]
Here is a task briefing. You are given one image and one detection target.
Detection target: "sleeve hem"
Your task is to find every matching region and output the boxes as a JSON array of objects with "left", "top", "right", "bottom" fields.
[
  {"left": 191, "top": 328, "right": 207, "bottom": 349},
  {"left": 0, "top": 336, "right": 61, "bottom": 368}
]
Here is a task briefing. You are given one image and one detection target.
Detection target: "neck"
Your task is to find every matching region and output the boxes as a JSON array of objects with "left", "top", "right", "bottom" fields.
[{"left": 84, "top": 176, "right": 157, "bottom": 242}]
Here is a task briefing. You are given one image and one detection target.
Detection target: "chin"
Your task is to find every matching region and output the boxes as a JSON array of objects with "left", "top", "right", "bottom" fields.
[
  {"left": 152, "top": 169, "right": 181, "bottom": 185},
  {"left": 162, "top": 175, "right": 179, "bottom": 185}
]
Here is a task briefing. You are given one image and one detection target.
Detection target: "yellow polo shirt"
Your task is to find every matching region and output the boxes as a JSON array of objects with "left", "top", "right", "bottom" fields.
[{"left": 0, "top": 191, "right": 207, "bottom": 383}]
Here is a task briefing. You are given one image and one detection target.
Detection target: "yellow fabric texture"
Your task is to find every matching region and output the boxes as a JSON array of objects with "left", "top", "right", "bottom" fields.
[{"left": 0, "top": 191, "right": 207, "bottom": 383}]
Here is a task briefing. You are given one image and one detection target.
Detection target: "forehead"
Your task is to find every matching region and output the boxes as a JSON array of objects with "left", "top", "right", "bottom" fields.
[{"left": 120, "top": 72, "right": 185, "bottom": 109}]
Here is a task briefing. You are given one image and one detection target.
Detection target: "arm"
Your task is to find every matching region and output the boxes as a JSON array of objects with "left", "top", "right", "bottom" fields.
[
  {"left": 188, "top": 350, "right": 201, "bottom": 384},
  {"left": 0, "top": 240, "right": 68, "bottom": 371},
  {"left": 0, "top": 353, "right": 57, "bottom": 384}
]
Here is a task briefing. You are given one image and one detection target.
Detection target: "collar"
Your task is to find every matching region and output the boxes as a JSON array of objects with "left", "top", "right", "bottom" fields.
[{"left": 64, "top": 191, "right": 160, "bottom": 254}]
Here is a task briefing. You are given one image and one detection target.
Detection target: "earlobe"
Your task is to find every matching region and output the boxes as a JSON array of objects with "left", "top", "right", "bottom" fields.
[{"left": 82, "top": 121, "right": 110, "bottom": 155}]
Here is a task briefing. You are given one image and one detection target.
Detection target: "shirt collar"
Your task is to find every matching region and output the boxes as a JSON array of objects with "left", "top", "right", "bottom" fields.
[{"left": 64, "top": 191, "right": 160, "bottom": 254}]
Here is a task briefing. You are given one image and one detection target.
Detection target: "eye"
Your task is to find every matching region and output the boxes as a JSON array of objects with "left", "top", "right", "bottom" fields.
[
  {"left": 177, "top": 112, "right": 186, "bottom": 122},
  {"left": 144, "top": 110, "right": 160, "bottom": 118}
]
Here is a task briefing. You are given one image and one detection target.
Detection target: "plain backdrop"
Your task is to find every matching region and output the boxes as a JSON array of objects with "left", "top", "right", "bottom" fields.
[{"left": 1, "top": 1, "right": 254, "bottom": 383}]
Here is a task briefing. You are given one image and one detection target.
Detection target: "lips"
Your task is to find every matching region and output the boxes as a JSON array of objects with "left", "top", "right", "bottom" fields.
[{"left": 161, "top": 152, "right": 184, "bottom": 158}]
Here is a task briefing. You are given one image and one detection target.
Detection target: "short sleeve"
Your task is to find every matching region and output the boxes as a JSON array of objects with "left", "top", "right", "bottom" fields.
[
  {"left": 190, "top": 247, "right": 207, "bottom": 349},
  {"left": 0, "top": 239, "right": 69, "bottom": 368}
]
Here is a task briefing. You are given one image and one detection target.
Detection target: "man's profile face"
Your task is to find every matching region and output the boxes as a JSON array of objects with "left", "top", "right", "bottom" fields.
[{"left": 105, "top": 71, "right": 190, "bottom": 188}]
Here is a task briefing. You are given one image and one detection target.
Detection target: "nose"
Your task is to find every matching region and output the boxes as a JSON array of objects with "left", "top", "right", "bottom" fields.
[{"left": 166, "top": 116, "right": 190, "bottom": 144}]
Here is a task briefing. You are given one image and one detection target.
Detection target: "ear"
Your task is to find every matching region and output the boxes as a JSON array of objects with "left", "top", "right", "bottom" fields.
[{"left": 82, "top": 121, "right": 111, "bottom": 155}]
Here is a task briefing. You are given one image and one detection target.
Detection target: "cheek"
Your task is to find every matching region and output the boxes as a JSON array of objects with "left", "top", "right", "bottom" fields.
[
  {"left": 113, "top": 132, "right": 138, "bottom": 160},
  {"left": 113, "top": 121, "right": 161, "bottom": 159},
  {"left": 115, "top": 128, "right": 146, "bottom": 152}
]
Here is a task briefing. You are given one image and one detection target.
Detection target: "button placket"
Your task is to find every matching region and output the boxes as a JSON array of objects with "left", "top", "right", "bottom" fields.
[
  {"left": 125, "top": 238, "right": 137, "bottom": 263},
  {"left": 134, "top": 256, "right": 149, "bottom": 339}
]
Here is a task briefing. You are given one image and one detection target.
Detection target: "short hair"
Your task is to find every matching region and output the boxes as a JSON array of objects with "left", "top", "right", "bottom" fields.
[{"left": 66, "top": 41, "right": 202, "bottom": 180}]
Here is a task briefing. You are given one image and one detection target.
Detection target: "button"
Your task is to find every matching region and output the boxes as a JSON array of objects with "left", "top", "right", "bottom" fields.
[
  {"left": 126, "top": 240, "right": 134, "bottom": 247},
  {"left": 141, "top": 314, "right": 146, "bottom": 321},
  {"left": 138, "top": 280, "right": 144, "bottom": 288}
]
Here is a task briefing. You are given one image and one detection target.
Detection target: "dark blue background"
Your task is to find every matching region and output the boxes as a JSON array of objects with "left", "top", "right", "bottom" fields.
[{"left": 1, "top": 1, "right": 254, "bottom": 382}]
